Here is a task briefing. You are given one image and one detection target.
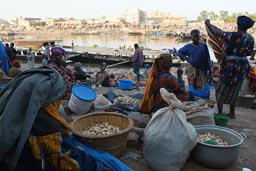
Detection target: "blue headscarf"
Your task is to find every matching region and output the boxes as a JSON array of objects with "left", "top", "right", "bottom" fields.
[
  {"left": 0, "top": 41, "right": 10, "bottom": 74},
  {"left": 237, "top": 15, "right": 255, "bottom": 30}
]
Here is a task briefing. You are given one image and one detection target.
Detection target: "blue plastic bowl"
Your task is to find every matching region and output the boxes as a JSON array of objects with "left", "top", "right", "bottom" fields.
[{"left": 119, "top": 79, "right": 133, "bottom": 90}]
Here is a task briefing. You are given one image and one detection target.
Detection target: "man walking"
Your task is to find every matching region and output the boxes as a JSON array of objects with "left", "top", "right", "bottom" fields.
[{"left": 132, "top": 43, "right": 144, "bottom": 83}]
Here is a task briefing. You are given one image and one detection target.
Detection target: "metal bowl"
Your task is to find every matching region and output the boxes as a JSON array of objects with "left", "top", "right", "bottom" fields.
[{"left": 191, "top": 125, "right": 244, "bottom": 169}]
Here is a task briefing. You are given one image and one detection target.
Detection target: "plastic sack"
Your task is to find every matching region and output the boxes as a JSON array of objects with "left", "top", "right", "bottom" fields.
[
  {"left": 189, "top": 83, "right": 210, "bottom": 99},
  {"left": 143, "top": 88, "right": 197, "bottom": 171},
  {"left": 182, "top": 100, "right": 215, "bottom": 125},
  {"left": 94, "top": 95, "right": 112, "bottom": 111}
]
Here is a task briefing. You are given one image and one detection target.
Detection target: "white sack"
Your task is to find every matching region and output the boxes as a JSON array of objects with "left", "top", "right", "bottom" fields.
[{"left": 143, "top": 88, "right": 197, "bottom": 171}]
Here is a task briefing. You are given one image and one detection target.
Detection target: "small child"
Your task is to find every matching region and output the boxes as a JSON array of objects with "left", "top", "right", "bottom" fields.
[
  {"left": 144, "top": 64, "right": 151, "bottom": 78},
  {"left": 177, "top": 67, "right": 185, "bottom": 92},
  {"left": 109, "top": 74, "right": 117, "bottom": 87}
]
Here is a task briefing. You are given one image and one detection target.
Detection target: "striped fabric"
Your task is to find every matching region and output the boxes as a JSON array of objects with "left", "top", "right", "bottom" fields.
[
  {"left": 205, "top": 23, "right": 256, "bottom": 95},
  {"left": 140, "top": 53, "right": 172, "bottom": 113}
]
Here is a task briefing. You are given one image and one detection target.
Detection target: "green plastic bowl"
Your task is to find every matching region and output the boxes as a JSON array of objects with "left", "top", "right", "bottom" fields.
[{"left": 214, "top": 114, "right": 230, "bottom": 127}]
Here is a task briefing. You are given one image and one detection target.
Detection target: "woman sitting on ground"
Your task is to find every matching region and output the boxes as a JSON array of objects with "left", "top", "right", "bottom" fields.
[
  {"left": 140, "top": 53, "right": 195, "bottom": 113},
  {"left": 0, "top": 66, "right": 132, "bottom": 171},
  {"left": 48, "top": 53, "right": 77, "bottom": 100},
  {"left": 73, "top": 62, "right": 91, "bottom": 86},
  {"left": 8, "top": 60, "right": 22, "bottom": 78}
]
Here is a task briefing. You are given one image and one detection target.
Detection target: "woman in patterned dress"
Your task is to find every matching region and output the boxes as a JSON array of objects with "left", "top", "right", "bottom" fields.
[{"left": 205, "top": 16, "right": 255, "bottom": 119}]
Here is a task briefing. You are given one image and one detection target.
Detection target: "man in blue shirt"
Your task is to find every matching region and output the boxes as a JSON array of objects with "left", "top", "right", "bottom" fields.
[{"left": 177, "top": 29, "right": 211, "bottom": 90}]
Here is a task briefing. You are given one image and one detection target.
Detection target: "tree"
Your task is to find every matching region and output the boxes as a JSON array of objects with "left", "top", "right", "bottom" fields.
[
  {"left": 197, "top": 10, "right": 208, "bottom": 22},
  {"left": 219, "top": 10, "right": 228, "bottom": 21},
  {"left": 208, "top": 11, "right": 219, "bottom": 21}
]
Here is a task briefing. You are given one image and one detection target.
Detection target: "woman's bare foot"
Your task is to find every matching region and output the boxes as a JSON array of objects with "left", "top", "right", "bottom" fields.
[{"left": 227, "top": 114, "right": 236, "bottom": 119}]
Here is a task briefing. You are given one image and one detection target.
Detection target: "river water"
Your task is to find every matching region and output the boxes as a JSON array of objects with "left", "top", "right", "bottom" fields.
[{"left": 19, "top": 33, "right": 217, "bottom": 61}]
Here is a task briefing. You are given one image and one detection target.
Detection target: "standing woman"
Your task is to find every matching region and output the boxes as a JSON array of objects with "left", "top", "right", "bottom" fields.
[
  {"left": 205, "top": 16, "right": 255, "bottom": 119},
  {"left": 177, "top": 29, "right": 212, "bottom": 91}
]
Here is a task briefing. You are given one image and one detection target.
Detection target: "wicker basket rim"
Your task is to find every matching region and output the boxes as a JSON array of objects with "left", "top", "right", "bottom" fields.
[{"left": 70, "top": 112, "right": 134, "bottom": 139}]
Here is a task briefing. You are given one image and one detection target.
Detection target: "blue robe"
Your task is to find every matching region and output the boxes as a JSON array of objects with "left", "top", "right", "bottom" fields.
[{"left": 0, "top": 41, "right": 10, "bottom": 74}]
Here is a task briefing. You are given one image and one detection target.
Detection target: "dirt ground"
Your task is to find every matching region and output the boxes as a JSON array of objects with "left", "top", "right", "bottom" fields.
[
  {"left": 20, "top": 52, "right": 256, "bottom": 171},
  {"left": 119, "top": 104, "right": 256, "bottom": 171},
  {"left": 91, "top": 87, "right": 256, "bottom": 171}
]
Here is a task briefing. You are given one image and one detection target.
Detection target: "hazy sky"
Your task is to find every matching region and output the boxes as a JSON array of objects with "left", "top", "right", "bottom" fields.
[{"left": 2, "top": 0, "right": 256, "bottom": 20}]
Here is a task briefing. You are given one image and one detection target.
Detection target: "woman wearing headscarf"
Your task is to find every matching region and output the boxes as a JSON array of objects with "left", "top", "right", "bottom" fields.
[
  {"left": 8, "top": 60, "right": 22, "bottom": 78},
  {"left": 48, "top": 53, "right": 77, "bottom": 100},
  {"left": 74, "top": 62, "right": 87, "bottom": 80},
  {"left": 205, "top": 16, "right": 255, "bottom": 119},
  {"left": 0, "top": 66, "right": 132, "bottom": 171},
  {"left": 140, "top": 53, "right": 194, "bottom": 113}
]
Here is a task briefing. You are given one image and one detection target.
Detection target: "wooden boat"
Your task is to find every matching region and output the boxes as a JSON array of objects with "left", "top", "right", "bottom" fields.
[
  {"left": 68, "top": 52, "right": 183, "bottom": 67},
  {"left": 12, "top": 39, "right": 56, "bottom": 51}
]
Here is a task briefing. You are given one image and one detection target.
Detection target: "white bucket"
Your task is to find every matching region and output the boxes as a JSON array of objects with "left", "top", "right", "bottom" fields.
[{"left": 68, "top": 84, "right": 96, "bottom": 115}]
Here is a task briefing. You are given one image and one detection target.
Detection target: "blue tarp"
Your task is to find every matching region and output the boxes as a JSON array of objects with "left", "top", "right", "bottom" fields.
[{"left": 71, "top": 135, "right": 134, "bottom": 171}]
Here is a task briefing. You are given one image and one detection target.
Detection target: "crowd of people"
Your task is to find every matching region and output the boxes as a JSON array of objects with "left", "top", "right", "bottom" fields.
[{"left": 0, "top": 15, "right": 255, "bottom": 170}]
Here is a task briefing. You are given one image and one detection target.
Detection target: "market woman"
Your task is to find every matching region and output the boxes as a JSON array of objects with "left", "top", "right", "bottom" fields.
[
  {"left": 0, "top": 66, "right": 132, "bottom": 171},
  {"left": 140, "top": 53, "right": 194, "bottom": 113},
  {"left": 205, "top": 16, "right": 255, "bottom": 119}
]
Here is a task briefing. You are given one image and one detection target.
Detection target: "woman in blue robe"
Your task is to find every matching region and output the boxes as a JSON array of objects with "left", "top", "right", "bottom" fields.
[{"left": 0, "top": 41, "right": 10, "bottom": 74}]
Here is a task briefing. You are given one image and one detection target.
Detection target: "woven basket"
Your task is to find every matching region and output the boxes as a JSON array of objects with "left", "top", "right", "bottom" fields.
[{"left": 71, "top": 112, "right": 134, "bottom": 156}]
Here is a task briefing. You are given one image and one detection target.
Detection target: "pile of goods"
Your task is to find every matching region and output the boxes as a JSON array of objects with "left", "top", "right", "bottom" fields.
[
  {"left": 197, "top": 133, "right": 228, "bottom": 146},
  {"left": 80, "top": 122, "right": 120, "bottom": 136},
  {"left": 114, "top": 96, "right": 141, "bottom": 105}
]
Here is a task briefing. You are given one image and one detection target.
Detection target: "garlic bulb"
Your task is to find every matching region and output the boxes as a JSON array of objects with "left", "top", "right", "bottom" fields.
[{"left": 197, "top": 133, "right": 228, "bottom": 146}]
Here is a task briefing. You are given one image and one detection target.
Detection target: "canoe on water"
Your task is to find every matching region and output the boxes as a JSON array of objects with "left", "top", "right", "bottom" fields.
[{"left": 13, "top": 39, "right": 55, "bottom": 51}]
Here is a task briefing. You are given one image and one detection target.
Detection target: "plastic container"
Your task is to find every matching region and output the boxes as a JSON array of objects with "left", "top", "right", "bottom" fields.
[
  {"left": 189, "top": 83, "right": 210, "bottom": 99},
  {"left": 236, "top": 94, "right": 255, "bottom": 108},
  {"left": 214, "top": 113, "right": 230, "bottom": 127},
  {"left": 68, "top": 84, "right": 96, "bottom": 115},
  {"left": 118, "top": 79, "right": 133, "bottom": 90}
]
